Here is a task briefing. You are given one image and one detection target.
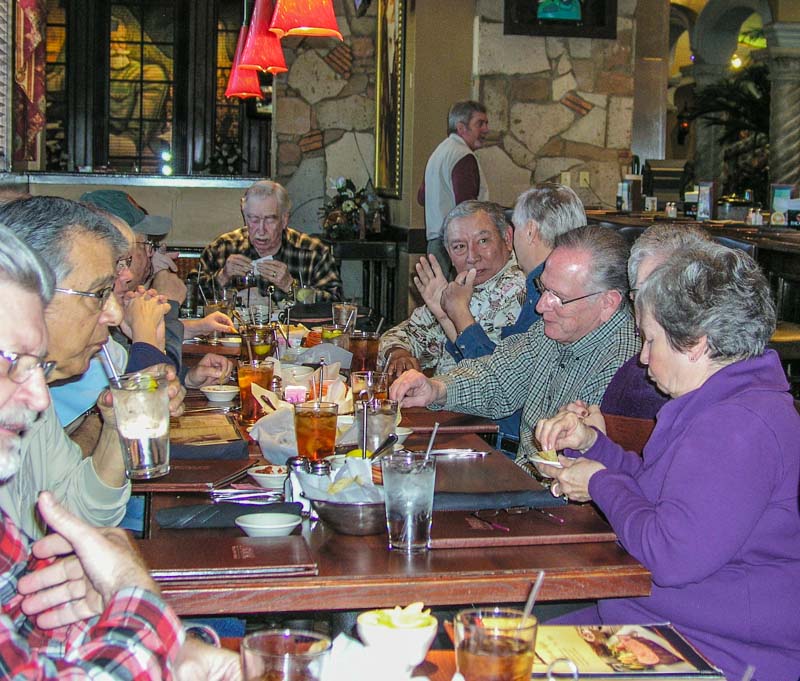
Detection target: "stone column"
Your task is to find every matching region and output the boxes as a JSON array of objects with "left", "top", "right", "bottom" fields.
[
  {"left": 766, "top": 47, "right": 800, "bottom": 187},
  {"left": 689, "top": 62, "right": 729, "bottom": 183}
]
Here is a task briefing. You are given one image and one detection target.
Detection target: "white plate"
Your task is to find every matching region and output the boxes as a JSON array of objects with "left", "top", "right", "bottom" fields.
[{"left": 528, "top": 455, "right": 563, "bottom": 468}]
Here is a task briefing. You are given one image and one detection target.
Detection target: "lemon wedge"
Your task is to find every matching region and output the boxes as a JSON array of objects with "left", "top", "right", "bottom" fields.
[{"left": 345, "top": 448, "right": 373, "bottom": 458}]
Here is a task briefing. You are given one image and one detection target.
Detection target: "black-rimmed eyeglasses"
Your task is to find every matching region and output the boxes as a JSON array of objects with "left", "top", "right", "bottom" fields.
[
  {"left": 116, "top": 255, "right": 133, "bottom": 272},
  {"left": 533, "top": 276, "right": 604, "bottom": 307},
  {"left": 54, "top": 285, "right": 115, "bottom": 309},
  {"left": 0, "top": 349, "right": 56, "bottom": 384}
]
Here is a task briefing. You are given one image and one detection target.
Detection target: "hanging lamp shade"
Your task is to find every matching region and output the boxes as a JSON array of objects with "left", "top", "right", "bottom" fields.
[
  {"left": 225, "top": 26, "right": 264, "bottom": 99},
  {"left": 269, "top": 0, "right": 343, "bottom": 40},
  {"left": 240, "top": 0, "right": 288, "bottom": 74}
]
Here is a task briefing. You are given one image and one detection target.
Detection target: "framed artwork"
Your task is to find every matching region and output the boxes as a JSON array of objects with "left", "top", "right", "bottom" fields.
[
  {"left": 504, "top": 0, "right": 617, "bottom": 40},
  {"left": 374, "top": 0, "right": 405, "bottom": 198}
]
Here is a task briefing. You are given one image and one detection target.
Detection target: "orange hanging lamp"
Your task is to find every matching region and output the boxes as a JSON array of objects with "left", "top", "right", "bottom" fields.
[
  {"left": 225, "top": 4, "right": 263, "bottom": 100},
  {"left": 240, "top": 0, "right": 288, "bottom": 74},
  {"left": 269, "top": 0, "right": 343, "bottom": 40}
]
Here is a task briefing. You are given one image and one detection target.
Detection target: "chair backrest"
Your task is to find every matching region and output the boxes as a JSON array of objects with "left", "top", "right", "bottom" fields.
[
  {"left": 603, "top": 413, "right": 655, "bottom": 455},
  {"left": 712, "top": 234, "right": 756, "bottom": 257},
  {"left": 618, "top": 225, "right": 646, "bottom": 246}
]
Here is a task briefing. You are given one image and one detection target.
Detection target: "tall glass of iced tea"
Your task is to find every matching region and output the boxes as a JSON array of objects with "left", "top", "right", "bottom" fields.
[
  {"left": 294, "top": 401, "right": 338, "bottom": 461},
  {"left": 349, "top": 331, "right": 380, "bottom": 372},
  {"left": 237, "top": 359, "right": 275, "bottom": 424}
]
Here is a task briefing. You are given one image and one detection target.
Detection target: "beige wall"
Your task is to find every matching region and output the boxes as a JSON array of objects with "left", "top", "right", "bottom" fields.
[{"left": 28, "top": 182, "right": 246, "bottom": 248}]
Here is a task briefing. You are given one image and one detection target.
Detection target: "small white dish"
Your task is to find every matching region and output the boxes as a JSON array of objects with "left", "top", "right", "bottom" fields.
[
  {"left": 249, "top": 464, "right": 288, "bottom": 489},
  {"left": 235, "top": 512, "right": 301, "bottom": 537},
  {"left": 357, "top": 608, "right": 438, "bottom": 669},
  {"left": 219, "top": 336, "right": 242, "bottom": 347},
  {"left": 528, "top": 455, "right": 563, "bottom": 468},
  {"left": 395, "top": 426, "right": 413, "bottom": 446},
  {"left": 200, "top": 385, "right": 239, "bottom": 402}
]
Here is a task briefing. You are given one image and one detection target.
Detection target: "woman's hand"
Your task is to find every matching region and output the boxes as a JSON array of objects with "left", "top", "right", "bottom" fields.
[
  {"left": 546, "top": 457, "right": 606, "bottom": 503},
  {"left": 556, "top": 400, "right": 607, "bottom": 434},
  {"left": 535, "top": 410, "right": 597, "bottom": 453}
]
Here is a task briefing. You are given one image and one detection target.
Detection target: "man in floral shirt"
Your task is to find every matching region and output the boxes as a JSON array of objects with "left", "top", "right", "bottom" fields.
[
  {"left": 0, "top": 226, "right": 239, "bottom": 679},
  {"left": 380, "top": 201, "right": 525, "bottom": 378},
  {"left": 196, "top": 180, "right": 342, "bottom": 303}
]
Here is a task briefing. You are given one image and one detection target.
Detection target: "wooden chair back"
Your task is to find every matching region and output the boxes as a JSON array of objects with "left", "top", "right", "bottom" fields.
[{"left": 603, "top": 413, "right": 655, "bottom": 455}]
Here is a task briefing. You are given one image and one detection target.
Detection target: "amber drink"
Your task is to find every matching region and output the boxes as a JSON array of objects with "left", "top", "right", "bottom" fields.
[
  {"left": 350, "top": 371, "right": 389, "bottom": 401},
  {"left": 238, "top": 359, "right": 275, "bottom": 424},
  {"left": 454, "top": 608, "right": 537, "bottom": 681},
  {"left": 349, "top": 331, "right": 380, "bottom": 372},
  {"left": 293, "top": 402, "right": 338, "bottom": 461}
]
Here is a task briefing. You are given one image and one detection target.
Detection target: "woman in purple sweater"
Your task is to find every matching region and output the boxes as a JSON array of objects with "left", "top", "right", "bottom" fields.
[{"left": 536, "top": 246, "right": 800, "bottom": 680}]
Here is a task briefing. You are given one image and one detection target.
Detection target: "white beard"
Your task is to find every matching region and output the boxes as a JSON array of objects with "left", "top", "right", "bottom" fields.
[
  {"left": 0, "top": 406, "right": 37, "bottom": 482},
  {"left": 0, "top": 434, "right": 21, "bottom": 481}
]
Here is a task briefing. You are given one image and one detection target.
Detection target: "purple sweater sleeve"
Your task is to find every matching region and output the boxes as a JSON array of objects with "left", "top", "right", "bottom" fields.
[{"left": 587, "top": 406, "right": 778, "bottom": 587}]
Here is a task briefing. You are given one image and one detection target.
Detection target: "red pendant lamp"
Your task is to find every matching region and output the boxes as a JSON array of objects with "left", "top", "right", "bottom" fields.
[
  {"left": 225, "top": 9, "right": 263, "bottom": 100},
  {"left": 269, "top": 0, "right": 343, "bottom": 40},
  {"left": 240, "top": 0, "right": 288, "bottom": 74}
]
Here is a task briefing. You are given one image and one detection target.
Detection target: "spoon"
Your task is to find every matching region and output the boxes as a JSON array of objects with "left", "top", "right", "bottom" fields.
[{"left": 368, "top": 433, "right": 399, "bottom": 462}]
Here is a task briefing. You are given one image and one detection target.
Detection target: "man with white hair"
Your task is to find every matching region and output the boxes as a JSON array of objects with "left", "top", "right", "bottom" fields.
[{"left": 0, "top": 225, "right": 240, "bottom": 678}]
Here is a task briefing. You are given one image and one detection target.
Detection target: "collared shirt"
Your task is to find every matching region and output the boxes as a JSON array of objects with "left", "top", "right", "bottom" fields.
[
  {"left": 378, "top": 258, "right": 525, "bottom": 375},
  {"left": 435, "top": 307, "right": 639, "bottom": 469},
  {"left": 0, "top": 511, "right": 183, "bottom": 679},
  {"left": 196, "top": 226, "right": 342, "bottom": 302}
]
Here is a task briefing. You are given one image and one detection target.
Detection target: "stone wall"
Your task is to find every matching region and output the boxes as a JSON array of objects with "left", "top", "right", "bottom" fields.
[
  {"left": 473, "top": 0, "right": 638, "bottom": 208},
  {"left": 273, "top": 0, "right": 377, "bottom": 234}
]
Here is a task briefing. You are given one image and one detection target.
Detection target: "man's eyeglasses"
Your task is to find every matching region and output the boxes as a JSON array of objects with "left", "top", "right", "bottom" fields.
[
  {"left": 54, "top": 285, "right": 115, "bottom": 309},
  {"left": 245, "top": 214, "right": 281, "bottom": 229},
  {"left": 0, "top": 349, "right": 56, "bottom": 384},
  {"left": 116, "top": 255, "right": 133, "bottom": 272},
  {"left": 628, "top": 288, "right": 638, "bottom": 302},
  {"left": 533, "top": 277, "right": 604, "bottom": 307},
  {"left": 134, "top": 239, "right": 157, "bottom": 253}
]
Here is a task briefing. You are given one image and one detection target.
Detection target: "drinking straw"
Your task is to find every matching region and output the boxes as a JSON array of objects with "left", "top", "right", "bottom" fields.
[
  {"left": 361, "top": 400, "right": 369, "bottom": 459},
  {"left": 245, "top": 332, "right": 253, "bottom": 362},
  {"left": 196, "top": 261, "right": 209, "bottom": 305},
  {"left": 99, "top": 342, "right": 122, "bottom": 389},
  {"left": 424, "top": 422, "right": 440, "bottom": 458},
  {"left": 521, "top": 570, "right": 545, "bottom": 626},
  {"left": 375, "top": 316, "right": 385, "bottom": 334},
  {"left": 316, "top": 358, "right": 325, "bottom": 407},
  {"left": 345, "top": 307, "right": 356, "bottom": 333}
]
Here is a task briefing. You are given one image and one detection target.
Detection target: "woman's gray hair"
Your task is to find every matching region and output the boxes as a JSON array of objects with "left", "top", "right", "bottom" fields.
[
  {"left": 628, "top": 223, "right": 711, "bottom": 286},
  {"left": 447, "top": 101, "right": 486, "bottom": 134},
  {"left": 0, "top": 224, "right": 54, "bottom": 303},
  {"left": 511, "top": 183, "right": 586, "bottom": 247},
  {"left": 636, "top": 246, "right": 776, "bottom": 361},
  {"left": 442, "top": 201, "right": 509, "bottom": 246},
  {"left": 553, "top": 225, "right": 629, "bottom": 295},
  {"left": 0, "top": 196, "right": 127, "bottom": 284},
  {"left": 242, "top": 180, "right": 291, "bottom": 217}
]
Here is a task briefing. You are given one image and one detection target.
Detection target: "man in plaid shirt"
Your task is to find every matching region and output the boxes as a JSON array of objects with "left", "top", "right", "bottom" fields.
[
  {"left": 0, "top": 226, "right": 240, "bottom": 679},
  {"left": 390, "top": 225, "right": 639, "bottom": 472},
  {"left": 196, "top": 180, "right": 342, "bottom": 303}
]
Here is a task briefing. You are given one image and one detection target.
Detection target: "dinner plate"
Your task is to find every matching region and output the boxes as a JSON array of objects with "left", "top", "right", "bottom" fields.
[{"left": 528, "top": 455, "right": 563, "bottom": 468}]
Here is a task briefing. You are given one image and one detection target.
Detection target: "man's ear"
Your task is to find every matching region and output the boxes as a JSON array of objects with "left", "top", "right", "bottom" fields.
[
  {"left": 598, "top": 289, "right": 623, "bottom": 322},
  {"left": 527, "top": 219, "right": 540, "bottom": 245}
]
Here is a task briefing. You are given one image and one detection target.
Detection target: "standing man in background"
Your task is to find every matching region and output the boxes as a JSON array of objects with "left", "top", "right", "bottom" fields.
[{"left": 418, "top": 101, "right": 490, "bottom": 274}]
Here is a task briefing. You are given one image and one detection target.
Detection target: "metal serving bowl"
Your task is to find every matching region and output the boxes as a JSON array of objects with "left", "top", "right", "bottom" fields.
[{"left": 306, "top": 496, "right": 386, "bottom": 536}]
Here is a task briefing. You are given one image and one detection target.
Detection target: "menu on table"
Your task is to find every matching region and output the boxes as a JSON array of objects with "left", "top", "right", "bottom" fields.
[{"left": 169, "top": 413, "right": 241, "bottom": 445}]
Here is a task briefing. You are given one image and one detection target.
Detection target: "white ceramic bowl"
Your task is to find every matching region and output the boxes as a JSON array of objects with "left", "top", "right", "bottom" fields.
[
  {"left": 248, "top": 464, "right": 288, "bottom": 489},
  {"left": 357, "top": 610, "right": 438, "bottom": 668},
  {"left": 200, "top": 385, "right": 240, "bottom": 402},
  {"left": 219, "top": 336, "right": 242, "bottom": 347},
  {"left": 281, "top": 364, "right": 315, "bottom": 385},
  {"left": 235, "top": 512, "right": 301, "bottom": 537},
  {"left": 395, "top": 426, "right": 413, "bottom": 446}
]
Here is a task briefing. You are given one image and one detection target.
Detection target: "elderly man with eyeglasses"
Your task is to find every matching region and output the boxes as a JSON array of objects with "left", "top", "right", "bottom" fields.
[
  {"left": 0, "top": 197, "right": 186, "bottom": 539},
  {"left": 195, "top": 180, "right": 343, "bottom": 303},
  {"left": 391, "top": 225, "right": 639, "bottom": 474}
]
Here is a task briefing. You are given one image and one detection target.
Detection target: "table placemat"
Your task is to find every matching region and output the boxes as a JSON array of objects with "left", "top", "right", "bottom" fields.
[
  {"left": 170, "top": 413, "right": 241, "bottom": 445},
  {"left": 429, "top": 504, "right": 616, "bottom": 549}
]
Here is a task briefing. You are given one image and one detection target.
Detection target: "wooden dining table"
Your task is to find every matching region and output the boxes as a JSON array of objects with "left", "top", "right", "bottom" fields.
[{"left": 138, "top": 396, "right": 650, "bottom": 617}]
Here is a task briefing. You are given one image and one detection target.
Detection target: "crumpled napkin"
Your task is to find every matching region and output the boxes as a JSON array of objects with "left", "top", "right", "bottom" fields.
[
  {"left": 321, "top": 634, "right": 429, "bottom": 681},
  {"left": 297, "top": 343, "right": 353, "bottom": 370},
  {"left": 296, "top": 458, "right": 384, "bottom": 504},
  {"left": 249, "top": 408, "right": 297, "bottom": 464}
]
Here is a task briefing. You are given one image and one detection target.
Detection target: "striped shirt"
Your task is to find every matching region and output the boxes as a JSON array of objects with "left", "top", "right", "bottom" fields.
[
  {"left": 196, "top": 226, "right": 343, "bottom": 302},
  {"left": 435, "top": 307, "right": 639, "bottom": 470},
  {"left": 0, "top": 512, "right": 183, "bottom": 679}
]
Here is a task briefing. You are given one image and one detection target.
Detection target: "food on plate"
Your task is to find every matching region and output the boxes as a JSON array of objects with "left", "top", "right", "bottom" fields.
[
  {"left": 359, "top": 602, "right": 435, "bottom": 630},
  {"left": 537, "top": 448, "right": 558, "bottom": 463}
]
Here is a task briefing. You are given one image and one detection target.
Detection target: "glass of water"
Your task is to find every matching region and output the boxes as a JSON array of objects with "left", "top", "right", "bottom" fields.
[
  {"left": 381, "top": 452, "right": 436, "bottom": 553},
  {"left": 109, "top": 371, "right": 170, "bottom": 480}
]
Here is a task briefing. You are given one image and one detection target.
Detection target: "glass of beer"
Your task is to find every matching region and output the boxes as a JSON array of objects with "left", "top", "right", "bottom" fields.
[
  {"left": 349, "top": 331, "right": 380, "bottom": 371},
  {"left": 237, "top": 359, "right": 275, "bottom": 424},
  {"left": 294, "top": 401, "right": 338, "bottom": 461},
  {"left": 454, "top": 607, "right": 538, "bottom": 681},
  {"left": 350, "top": 371, "right": 389, "bottom": 402}
]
